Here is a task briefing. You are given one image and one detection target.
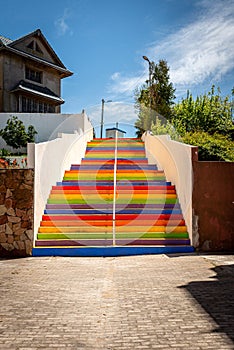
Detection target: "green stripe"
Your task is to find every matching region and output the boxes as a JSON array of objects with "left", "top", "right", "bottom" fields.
[{"left": 38, "top": 232, "right": 189, "bottom": 239}]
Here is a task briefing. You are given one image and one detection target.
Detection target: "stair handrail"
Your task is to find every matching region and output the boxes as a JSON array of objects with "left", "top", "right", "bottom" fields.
[{"left": 112, "top": 129, "right": 118, "bottom": 246}]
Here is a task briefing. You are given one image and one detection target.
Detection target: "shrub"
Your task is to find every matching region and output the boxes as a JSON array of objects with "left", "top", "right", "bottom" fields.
[
  {"left": 182, "top": 132, "right": 234, "bottom": 161},
  {"left": 0, "top": 116, "right": 37, "bottom": 150}
]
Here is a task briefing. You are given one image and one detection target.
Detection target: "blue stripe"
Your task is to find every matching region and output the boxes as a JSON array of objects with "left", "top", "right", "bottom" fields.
[
  {"left": 32, "top": 245, "right": 194, "bottom": 257},
  {"left": 56, "top": 181, "right": 172, "bottom": 186}
]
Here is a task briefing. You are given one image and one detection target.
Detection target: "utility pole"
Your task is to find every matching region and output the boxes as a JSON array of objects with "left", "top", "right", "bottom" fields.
[
  {"left": 100, "top": 99, "right": 112, "bottom": 138},
  {"left": 143, "top": 56, "right": 155, "bottom": 129},
  {"left": 143, "top": 55, "right": 154, "bottom": 110}
]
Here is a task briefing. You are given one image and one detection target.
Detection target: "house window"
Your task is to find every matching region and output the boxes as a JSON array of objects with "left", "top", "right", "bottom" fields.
[
  {"left": 39, "top": 101, "right": 43, "bottom": 113},
  {"left": 48, "top": 104, "right": 55, "bottom": 113},
  {"left": 25, "top": 67, "right": 42, "bottom": 84},
  {"left": 20, "top": 96, "right": 55, "bottom": 113},
  {"left": 22, "top": 96, "right": 27, "bottom": 112}
]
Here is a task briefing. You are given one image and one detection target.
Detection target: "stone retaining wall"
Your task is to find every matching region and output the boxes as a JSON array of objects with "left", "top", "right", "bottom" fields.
[{"left": 0, "top": 169, "right": 34, "bottom": 257}]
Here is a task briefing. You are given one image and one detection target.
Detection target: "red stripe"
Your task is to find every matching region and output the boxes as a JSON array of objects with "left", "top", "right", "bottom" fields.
[
  {"left": 42, "top": 214, "right": 183, "bottom": 221},
  {"left": 40, "top": 220, "right": 185, "bottom": 227},
  {"left": 52, "top": 185, "right": 175, "bottom": 190}
]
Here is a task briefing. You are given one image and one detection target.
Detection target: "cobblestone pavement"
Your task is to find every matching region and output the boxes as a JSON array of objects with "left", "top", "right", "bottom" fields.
[{"left": 0, "top": 253, "right": 233, "bottom": 350}]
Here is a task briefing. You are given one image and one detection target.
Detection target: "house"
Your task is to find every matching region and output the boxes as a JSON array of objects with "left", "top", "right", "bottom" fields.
[
  {"left": 106, "top": 127, "right": 126, "bottom": 138},
  {"left": 0, "top": 29, "right": 73, "bottom": 113}
]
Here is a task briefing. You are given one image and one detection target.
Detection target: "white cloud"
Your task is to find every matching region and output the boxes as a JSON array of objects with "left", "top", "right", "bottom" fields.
[
  {"left": 86, "top": 102, "right": 138, "bottom": 129},
  {"left": 108, "top": 71, "right": 147, "bottom": 97},
  {"left": 153, "top": 0, "right": 234, "bottom": 87},
  {"left": 111, "top": 72, "right": 121, "bottom": 80},
  {"left": 54, "top": 9, "right": 73, "bottom": 36},
  {"left": 108, "top": 0, "right": 234, "bottom": 98}
]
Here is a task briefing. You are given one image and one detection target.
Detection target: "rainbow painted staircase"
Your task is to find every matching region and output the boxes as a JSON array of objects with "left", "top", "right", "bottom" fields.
[{"left": 32, "top": 138, "right": 194, "bottom": 256}]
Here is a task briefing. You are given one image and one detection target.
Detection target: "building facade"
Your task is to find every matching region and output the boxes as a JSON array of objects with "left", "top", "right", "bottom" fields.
[
  {"left": 106, "top": 127, "right": 126, "bottom": 138},
  {"left": 0, "top": 29, "right": 72, "bottom": 113}
]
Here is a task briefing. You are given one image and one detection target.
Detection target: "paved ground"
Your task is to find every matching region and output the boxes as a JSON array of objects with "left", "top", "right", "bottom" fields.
[{"left": 0, "top": 253, "right": 233, "bottom": 350}]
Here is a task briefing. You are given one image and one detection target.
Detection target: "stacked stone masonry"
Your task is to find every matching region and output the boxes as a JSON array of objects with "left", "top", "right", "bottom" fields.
[{"left": 0, "top": 169, "right": 34, "bottom": 257}]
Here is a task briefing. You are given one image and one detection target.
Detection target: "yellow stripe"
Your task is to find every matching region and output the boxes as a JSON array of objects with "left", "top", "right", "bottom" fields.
[
  {"left": 38, "top": 226, "right": 187, "bottom": 233},
  {"left": 49, "top": 194, "right": 177, "bottom": 199}
]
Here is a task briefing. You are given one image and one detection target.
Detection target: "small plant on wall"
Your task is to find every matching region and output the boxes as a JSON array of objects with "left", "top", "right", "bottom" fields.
[{"left": 0, "top": 116, "right": 37, "bottom": 151}]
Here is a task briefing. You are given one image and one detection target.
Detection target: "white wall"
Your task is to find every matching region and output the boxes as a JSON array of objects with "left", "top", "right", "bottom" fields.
[
  {"left": 142, "top": 132, "right": 198, "bottom": 244},
  {"left": 27, "top": 113, "right": 93, "bottom": 238},
  {"left": 0, "top": 112, "right": 88, "bottom": 150}
]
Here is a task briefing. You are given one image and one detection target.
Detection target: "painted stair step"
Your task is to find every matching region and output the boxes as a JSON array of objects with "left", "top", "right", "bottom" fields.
[
  {"left": 35, "top": 239, "right": 191, "bottom": 247},
  {"left": 64, "top": 172, "right": 164, "bottom": 177},
  {"left": 87, "top": 143, "right": 144, "bottom": 146},
  {"left": 81, "top": 158, "right": 148, "bottom": 162},
  {"left": 85, "top": 144, "right": 144, "bottom": 146},
  {"left": 48, "top": 195, "right": 178, "bottom": 201},
  {"left": 37, "top": 233, "right": 189, "bottom": 240},
  {"left": 46, "top": 203, "right": 180, "bottom": 209},
  {"left": 50, "top": 190, "right": 176, "bottom": 196},
  {"left": 49, "top": 192, "right": 177, "bottom": 198},
  {"left": 84, "top": 156, "right": 146, "bottom": 159},
  {"left": 63, "top": 176, "right": 167, "bottom": 181},
  {"left": 85, "top": 153, "right": 146, "bottom": 157},
  {"left": 38, "top": 226, "right": 187, "bottom": 233},
  {"left": 85, "top": 154, "right": 146, "bottom": 158},
  {"left": 57, "top": 181, "right": 172, "bottom": 186},
  {"left": 40, "top": 219, "right": 185, "bottom": 226},
  {"left": 47, "top": 199, "right": 178, "bottom": 205},
  {"left": 41, "top": 212, "right": 184, "bottom": 219},
  {"left": 64, "top": 170, "right": 164, "bottom": 176},
  {"left": 66, "top": 169, "right": 160, "bottom": 174},
  {"left": 32, "top": 246, "right": 195, "bottom": 257},
  {"left": 86, "top": 147, "right": 145, "bottom": 151},
  {"left": 65, "top": 167, "right": 165, "bottom": 177},
  {"left": 43, "top": 212, "right": 183, "bottom": 219},
  {"left": 70, "top": 165, "right": 158, "bottom": 170},
  {"left": 63, "top": 174, "right": 164, "bottom": 180},
  {"left": 88, "top": 139, "right": 143, "bottom": 142},
  {"left": 50, "top": 187, "right": 176, "bottom": 196},
  {"left": 52, "top": 185, "right": 175, "bottom": 191},
  {"left": 44, "top": 209, "right": 182, "bottom": 215},
  {"left": 85, "top": 150, "right": 145, "bottom": 153}
]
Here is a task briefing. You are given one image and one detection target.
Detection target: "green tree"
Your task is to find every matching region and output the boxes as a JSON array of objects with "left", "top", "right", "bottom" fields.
[
  {"left": 135, "top": 59, "right": 175, "bottom": 136},
  {"left": 151, "top": 116, "right": 180, "bottom": 141},
  {"left": 0, "top": 116, "right": 37, "bottom": 150},
  {"left": 173, "top": 85, "right": 233, "bottom": 136},
  {"left": 171, "top": 86, "right": 234, "bottom": 161}
]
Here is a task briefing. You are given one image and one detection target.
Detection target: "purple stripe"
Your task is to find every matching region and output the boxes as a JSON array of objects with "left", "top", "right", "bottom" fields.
[
  {"left": 46, "top": 203, "right": 181, "bottom": 209},
  {"left": 36, "top": 239, "right": 190, "bottom": 247}
]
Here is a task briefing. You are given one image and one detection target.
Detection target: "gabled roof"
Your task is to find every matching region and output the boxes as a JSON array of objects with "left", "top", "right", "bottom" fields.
[
  {"left": 9, "top": 29, "right": 65, "bottom": 68},
  {"left": 0, "top": 29, "right": 73, "bottom": 78},
  {"left": 0, "top": 35, "right": 13, "bottom": 46},
  {"left": 106, "top": 127, "right": 126, "bottom": 134}
]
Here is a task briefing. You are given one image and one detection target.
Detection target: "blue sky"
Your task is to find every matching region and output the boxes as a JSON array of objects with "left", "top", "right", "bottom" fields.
[{"left": 1, "top": 0, "right": 234, "bottom": 136}]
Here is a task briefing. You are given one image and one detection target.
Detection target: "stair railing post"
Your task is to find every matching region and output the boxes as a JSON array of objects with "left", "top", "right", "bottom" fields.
[{"left": 112, "top": 129, "right": 118, "bottom": 246}]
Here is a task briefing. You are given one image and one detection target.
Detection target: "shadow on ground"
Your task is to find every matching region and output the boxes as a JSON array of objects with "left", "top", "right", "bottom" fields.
[{"left": 179, "top": 264, "right": 234, "bottom": 344}]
